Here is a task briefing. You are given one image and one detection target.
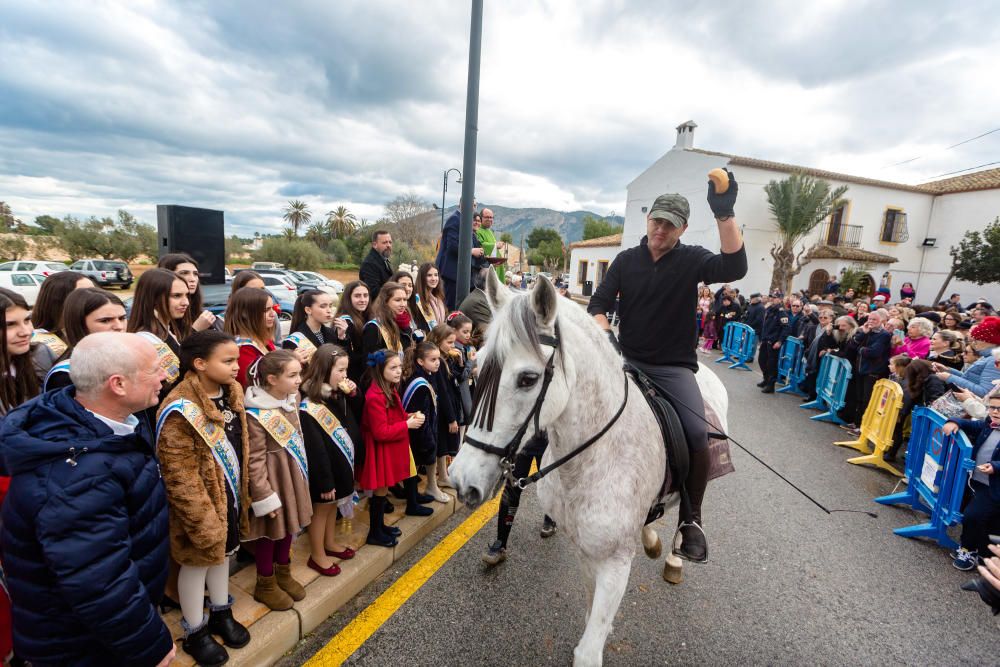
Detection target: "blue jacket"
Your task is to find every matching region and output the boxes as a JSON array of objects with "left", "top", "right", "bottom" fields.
[
  {"left": 950, "top": 416, "right": 1000, "bottom": 501},
  {"left": 944, "top": 348, "right": 1000, "bottom": 397},
  {"left": 852, "top": 327, "right": 892, "bottom": 377},
  {"left": 435, "top": 210, "right": 462, "bottom": 281},
  {"left": 0, "top": 388, "right": 173, "bottom": 666}
]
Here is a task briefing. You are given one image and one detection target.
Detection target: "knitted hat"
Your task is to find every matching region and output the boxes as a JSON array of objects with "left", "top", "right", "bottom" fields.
[{"left": 970, "top": 316, "right": 1000, "bottom": 346}]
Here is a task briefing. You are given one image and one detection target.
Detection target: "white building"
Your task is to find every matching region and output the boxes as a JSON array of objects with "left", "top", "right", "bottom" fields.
[
  {"left": 568, "top": 233, "right": 621, "bottom": 296},
  {"left": 618, "top": 121, "right": 1000, "bottom": 304}
]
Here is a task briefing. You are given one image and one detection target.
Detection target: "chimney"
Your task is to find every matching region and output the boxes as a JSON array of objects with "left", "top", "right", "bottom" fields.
[{"left": 673, "top": 120, "right": 697, "bottom": 150}]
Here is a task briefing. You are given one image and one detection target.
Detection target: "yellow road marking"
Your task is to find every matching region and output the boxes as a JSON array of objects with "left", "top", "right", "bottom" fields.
[{"left": 304, "top": 493, "right": 501, "bottom": 666}]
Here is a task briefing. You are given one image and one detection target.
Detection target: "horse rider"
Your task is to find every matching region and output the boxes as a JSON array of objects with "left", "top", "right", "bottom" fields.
[
  {"left": 481, "top": 432, "right": 557, "bottom": 565},
  {"left": 587, "top": 172, "right": 747, "bottom": 563}
]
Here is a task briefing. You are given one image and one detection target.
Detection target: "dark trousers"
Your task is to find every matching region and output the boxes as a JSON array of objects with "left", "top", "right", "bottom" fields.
[
  {"left": 961, "top": 482, "right": 1000, "bottom": 554},
  {"left": 758, "top": 341, "right": 780, "bottom": 385},
  {"left": 626, "top": 360, "right": 708, "bottom": 452},
  {"left": 443, "top": 277, "right": 457, "bottom": 311}
]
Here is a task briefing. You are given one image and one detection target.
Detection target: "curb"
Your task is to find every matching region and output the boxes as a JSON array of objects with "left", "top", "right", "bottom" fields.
[{"left": 164, "top": 487, "right": 462, "bottom": 666}]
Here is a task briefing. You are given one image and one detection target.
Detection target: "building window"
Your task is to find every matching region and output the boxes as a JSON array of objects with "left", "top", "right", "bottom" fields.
[
  {"left": 880, "top": 208, "right": 909, "bottom": 243},
  {"left": 577, "top": 260, "right": 588, "bottom": 286},
  {"left": 597, "top": 260, "right": 609, "bottom": 286}
]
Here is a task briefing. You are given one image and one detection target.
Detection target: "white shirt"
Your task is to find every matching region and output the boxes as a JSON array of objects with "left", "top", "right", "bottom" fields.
[{"left": 86, "top": 410, "right": 139, "bottom": 436}]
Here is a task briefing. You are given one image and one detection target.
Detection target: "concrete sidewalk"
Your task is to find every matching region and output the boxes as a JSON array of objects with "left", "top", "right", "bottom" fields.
[{"left": 164, "top": 485, "right": 460, "bottom": 666}]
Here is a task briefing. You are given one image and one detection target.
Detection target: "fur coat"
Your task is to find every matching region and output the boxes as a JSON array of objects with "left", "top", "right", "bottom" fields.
[{"left": 156, "top": 373, "right": 251, "bottom": 567}]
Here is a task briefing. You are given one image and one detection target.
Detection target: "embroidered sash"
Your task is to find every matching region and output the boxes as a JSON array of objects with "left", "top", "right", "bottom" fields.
[
  {"left": 365, "top": 319, "right": 402, "bottom": 353},
  {"left": 414, "top": 294, "right": 437, "bottom": 329},
  {"left": 285, "top": 332, "right": 317, "bottom": 361},
  {"left": 235, "top": 337, "right": 269, "bottom": 355},
  {"left": 31, "top": 329, "right": 67, "bottom": 357},
  {"left": 43, "top": 359, "right": 71, "bottom": 392},
  {"left": 245, "top": 407, "right": 309, "bottom": 480},
  {"left": 300, "top": 399, "right": 354, "bottom": 470},
  {"left": 136, "top": 331, "right": 181, "bottom": 383},
  {"left": 402, "top": 376, "right": 436, "bottom": 411},
  {"left": 157, "top": 399, "right": 241, "bottom": 510}
]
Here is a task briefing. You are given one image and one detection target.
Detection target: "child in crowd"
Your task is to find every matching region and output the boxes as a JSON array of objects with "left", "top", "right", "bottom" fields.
[
  {"left": 392, "top": 270, "right": 427, "bottom": 345},
  {"left": 0, "top": 289, "right": 38, "bottom": 417},
  {"left": 244, "top": 350, "right": 313, "bottom": 609},
  {"left": 159, "top": 252, "right": 220, "bottom": 333},
  {"left": 284, "top": 289, "right": 336, "bottom": 364},
  {"left": 300, "top": 344, "right": 363, "bottom": 575},
  {"left": 427, "top": 324, "right": 461, "bottom": 487},
  {"left": 359, "top": 349, "right": 425, "bottom": 547},
  {"left": 403, "top": 342, "right": 451, "bottom": 503},
  {"left": 363, "top": 282, "right": 409, "bottom": 358},
  {"left": 333, "top": 281, "right": 371, "bottom": 384},
  {"left": 156, "top": 330, "right": 251, "bottom": 666},
  {"left": 412, "top": 263, "right": 448, "bottom": 331},
  {"left": 447, "top": 313, "right": 477, "bottom": 422},
  {"left": 889, "top": 353, "right": 912, "bottom": 384},
  {"left": 43, "top": 288, "right": 128, "bottom": 391},
  {"left": 225, "top": 286, "right": 278, "bottom": 388}
]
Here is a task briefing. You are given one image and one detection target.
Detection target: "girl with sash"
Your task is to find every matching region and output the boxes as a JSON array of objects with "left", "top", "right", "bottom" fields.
[
  {"left": 29, "top": 270, "right": 94, "bottom": 381},
  {"left": 159, "top": 252, "right": 221, "bottom": 333},
  {"left": 230, "top": 270, "right": 283, "bottom": 347},
  {"left": 243, "top": 350, "right": 313, "bottom": 606},
  {"left": 299, "top": 344, "right": 362, "bottom": 574},
  {"left": 0, "top": 289, "right": 39, "bottom": 417},
  {"left": 402, "top": 342, "right": 451, "bottom": 503},
  {"left": 156, "top": 330, "right": 251, "bottom": 666},
  {"left": 359, "top": 349, "right": 425, "bottom": 547},
  {"left": 43, "top": 289, "right": 127, "bottom": 392},
  {"left": 427, "top": 324, "right": 462, "bottom": 475},
  {"left": 225, "top": 287, "right": 278, "bottom": 388},
  {"left": 333, "top": 280, "right": 370, "bottom": 385},
  {"left": 283, "top": 289, "right": 336, "bottom": 365},
  {"left": 446, "top": 312, "right": 478, "bottom": 423},
  {"left": 391, "top": 270, "right": 428, "bottom": 347},
  {"left": 362, "top": 282, "right": 409, "bottom": 364},
  {"left": 411, "top": 262, "right": 447, "bottom": 333}
]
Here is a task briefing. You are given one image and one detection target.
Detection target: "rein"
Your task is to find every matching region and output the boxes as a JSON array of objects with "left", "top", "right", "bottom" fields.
[{"left": 463, "top": 322, "right": 630, "bottom": 490}]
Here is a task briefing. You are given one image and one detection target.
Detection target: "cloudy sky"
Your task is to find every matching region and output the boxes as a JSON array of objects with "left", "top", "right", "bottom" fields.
[{"left": 1, "top": 0, "right": 998, "bottom": 236}]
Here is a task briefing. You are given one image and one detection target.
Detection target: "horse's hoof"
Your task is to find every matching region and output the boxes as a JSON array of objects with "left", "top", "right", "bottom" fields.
[
  {"left": 662, "top": 561, "right": 683, "bottom": 585},
  {"left": 643, "top": 537, "right": 662, "bottom": 559}
]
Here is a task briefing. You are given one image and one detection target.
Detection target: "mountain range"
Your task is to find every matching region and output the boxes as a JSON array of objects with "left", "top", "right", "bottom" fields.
[{"left": 414, "top": 204, "right": 624, "bottom": 244}]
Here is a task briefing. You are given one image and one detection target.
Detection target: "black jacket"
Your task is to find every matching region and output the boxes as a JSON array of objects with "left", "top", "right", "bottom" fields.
[
  {"left": 742, "top": 302, "right": 765, "bottom": 337},
  {"left": 300, "top": 391, "right": 362, "bottom": 503},
  {"left": 587, "top": 237, "right": 747, "bottom": 371},
  {"left": 761, "top": 305, "right": 789, "bottom": 344},
  {"left": 359, "top": 248, "right": 393, "bottom": 298},
  {"left": 402, "top": 369, "right": 439, "bottom": 465},
  {"left": 283, "top": 321, "right": 337, "bottom": 351}
]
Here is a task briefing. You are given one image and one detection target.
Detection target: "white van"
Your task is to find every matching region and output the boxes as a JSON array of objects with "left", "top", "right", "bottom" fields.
[{"left": 251, "top": 262, "right": 286, "bottom": 270}]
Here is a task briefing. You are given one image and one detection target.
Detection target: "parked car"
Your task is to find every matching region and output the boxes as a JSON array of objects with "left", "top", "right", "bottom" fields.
[
  {"left": 251, "top": 268, "right": 337, "bottom": 296},
  {"left": 68, "top": 259, "right": 133, "bottom": 289},
  {"left": 295, "top": 270, "right": 344, "bottom": 295},
  {"left": 0, "top": 260, "right": 69, "bottom": 277},
  {"left": 224, "top": 267, "right": 233, "bottom": 282},
  {"left": 0, "top": 272, "right": 45, "bottom": 306},
  {"left": 251, "top": 262, "right": 285, "bottom": 270}
]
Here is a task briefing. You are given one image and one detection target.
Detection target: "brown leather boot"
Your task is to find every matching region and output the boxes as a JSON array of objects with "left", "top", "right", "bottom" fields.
[
  {"left": 253, "top": 573, "right": 293, "bottom": 610},
  {"left": 274, "top": 563, "right": 306, "bottom": 601}
]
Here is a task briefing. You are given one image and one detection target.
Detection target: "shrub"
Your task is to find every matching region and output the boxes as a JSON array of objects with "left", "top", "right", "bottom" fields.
[{"left": 254, "top": 238, "right": 327, "bottom": 270}]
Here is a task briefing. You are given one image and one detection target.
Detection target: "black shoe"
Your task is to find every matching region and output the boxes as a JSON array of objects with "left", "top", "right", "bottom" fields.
[
  {"left": 183, "top": 624, "right": 229, "bottom": 667},
  {"left": 389, "top": 483, "right": 406, "bottom": 499},
  {"left": 673, "top": 522, "right": 708, "bottom": 563},
  {"left": 406, "top": 504, "right": 433, "bottom": 516},
  {"left": 208, "top": 607, "right": 250, "bottom": 649},
  {"left": 366, "top": 531, "right": 398, "bottom": 547},
  {"left": 384, "top": 500, "right": 396, "bottom": 513},
  {"left": 756, "top": 380, "right": 767, "bottom": 387},
  {"left": 761, "top": 385, "right": 775, "bottom": 394},
  {"left": 415, "top": 492, "right": 435, "bottom": 505},
  {"left": 386, "top": 525, "right": 402, "bottom": 536}
]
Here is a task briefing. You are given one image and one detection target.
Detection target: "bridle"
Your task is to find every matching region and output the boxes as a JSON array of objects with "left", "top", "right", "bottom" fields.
[{"left": 463, "top": 321, "right": 629, "bottom": 490}]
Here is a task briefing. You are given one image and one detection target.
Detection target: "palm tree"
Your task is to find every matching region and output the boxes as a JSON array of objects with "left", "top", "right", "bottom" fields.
[
  {"left": 764, "top": 173, "right": 848, "bottom": 293},
  {"left": 305, "top": 223, "right": 327, "bottom": 247},
  {"left": 325, "top": 205, "right": 357, "bottom": 239},
  {"left": 282, "top": 200, "right": 311, "bottom": 237}
]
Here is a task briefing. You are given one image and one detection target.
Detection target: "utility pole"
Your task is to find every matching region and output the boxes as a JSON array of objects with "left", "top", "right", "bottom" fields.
[{"left": 456, "top": 0, "right": 483, "bottom": 304}]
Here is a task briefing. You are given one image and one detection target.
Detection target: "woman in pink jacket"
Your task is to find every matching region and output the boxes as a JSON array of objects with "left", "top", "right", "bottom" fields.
[{"left": 892, "top": 316, "right": 934, "bottom": 359}]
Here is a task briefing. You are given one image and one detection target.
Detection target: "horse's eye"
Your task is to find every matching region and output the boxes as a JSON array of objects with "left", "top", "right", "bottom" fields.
[{"left": 517, "top": 372, "right": 539, "bottom": 388}]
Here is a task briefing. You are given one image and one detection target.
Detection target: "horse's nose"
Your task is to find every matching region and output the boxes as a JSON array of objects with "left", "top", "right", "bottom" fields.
[{"left": 459, "top": 486, "right": 482, "bottom": 508}]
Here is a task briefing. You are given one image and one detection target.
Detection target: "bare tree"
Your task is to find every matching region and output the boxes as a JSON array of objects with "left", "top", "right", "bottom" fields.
[{"left": 384, "top": 193, "right": 433, "bottom": 243}]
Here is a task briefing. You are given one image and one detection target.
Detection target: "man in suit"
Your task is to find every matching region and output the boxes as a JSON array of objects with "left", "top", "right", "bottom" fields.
[
  {"left": 436, "top": 203, "right": 485, "bottom": 310},
  {"left": 359, "top": 230, "right": 394, "bottom": 298}
]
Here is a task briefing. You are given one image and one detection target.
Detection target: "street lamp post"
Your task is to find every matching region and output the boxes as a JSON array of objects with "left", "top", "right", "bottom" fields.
[{"left": 441, "top": 168, "right": 462, "bottom": 230}]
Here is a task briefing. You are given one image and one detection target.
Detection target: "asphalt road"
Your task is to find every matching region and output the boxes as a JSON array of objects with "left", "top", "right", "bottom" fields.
[{"left": 281, "top": 355, "right": 997, "bottom": 666}]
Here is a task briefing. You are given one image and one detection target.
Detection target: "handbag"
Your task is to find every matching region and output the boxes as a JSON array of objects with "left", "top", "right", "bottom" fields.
[{"left": 930, "top": 390, "right": 967, "bottom": 420}]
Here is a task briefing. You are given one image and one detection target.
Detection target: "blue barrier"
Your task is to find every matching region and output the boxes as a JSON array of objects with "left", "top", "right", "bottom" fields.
[
  {"left": 714, "top": 322, "right": 757, "bottom": 371},
  {"left": 799, "top": 354, "right": 851, "bottom": 424},
  {"left": 875, "top": 407, "right": 975, "bottom": 549},
  {"left": 776, "top": 336, "right": 807, "bottom": 396}
]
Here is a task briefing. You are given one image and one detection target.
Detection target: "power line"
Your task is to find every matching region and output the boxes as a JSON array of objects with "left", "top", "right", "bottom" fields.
[
  {"left": 883, "top": 127, "right": 1000, "bottom": 168},
  {"left": 925, "top": 160, "right": 1000, "bottom": 181}
]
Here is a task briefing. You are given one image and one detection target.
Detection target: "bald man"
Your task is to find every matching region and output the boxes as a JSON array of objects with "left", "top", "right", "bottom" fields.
[
  {"left": 0, "top": 332, "right": 175, "bottom": 667},
  {"left": 477, "top": 207, "right": 506, "bottom": 283}
]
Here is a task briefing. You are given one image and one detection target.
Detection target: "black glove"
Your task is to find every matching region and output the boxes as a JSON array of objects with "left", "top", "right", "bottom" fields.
[
  {"left": 707, "top": 168, "right": 738, "bottom": 219},
  {"left": 606, "top": 329, "right": 622, "bottom": 355}
]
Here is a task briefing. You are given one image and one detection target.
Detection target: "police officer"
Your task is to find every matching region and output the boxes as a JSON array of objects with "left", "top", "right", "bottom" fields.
[
  {"left": 742, "top": 292, "right": 765, "bottom": 340},
  {"left": 758, "top": 290, "right": 788, "bottom": 392}
]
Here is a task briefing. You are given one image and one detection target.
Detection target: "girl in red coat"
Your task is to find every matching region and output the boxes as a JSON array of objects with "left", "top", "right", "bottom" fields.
[
  {"left": 225, "top": 287, "right": 279, "bottom": 388},
  {"left": 359, "top": 349, "right": 424, "bottom": 547}
]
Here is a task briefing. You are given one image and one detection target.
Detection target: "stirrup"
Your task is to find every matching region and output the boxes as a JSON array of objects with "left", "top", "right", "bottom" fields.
[{"left": 671, "top": 521, "right": 709, "bottom": 564}]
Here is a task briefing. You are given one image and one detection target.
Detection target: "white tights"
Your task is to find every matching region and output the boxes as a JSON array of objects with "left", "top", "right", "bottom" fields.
[{"left": 178, "top": 558, "right": 231, "bottom": 628}]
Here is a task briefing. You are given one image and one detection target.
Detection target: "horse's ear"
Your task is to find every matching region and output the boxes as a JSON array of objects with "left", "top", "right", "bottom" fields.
[
  {"left": 485, "top": 267, "right": 511, "bottom": 311},
  {"left": 531, "top": 275, "right": 558, "bottom": 328}
]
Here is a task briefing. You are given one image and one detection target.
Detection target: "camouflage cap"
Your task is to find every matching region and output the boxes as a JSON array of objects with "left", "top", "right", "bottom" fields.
[{"left": 647, "top": 193, "right": 690, "bottom": 228}]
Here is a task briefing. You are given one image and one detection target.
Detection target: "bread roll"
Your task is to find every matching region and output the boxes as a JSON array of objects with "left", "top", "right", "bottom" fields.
[{"left": 708, "top": 168, "right": 730, "bottom": 194}]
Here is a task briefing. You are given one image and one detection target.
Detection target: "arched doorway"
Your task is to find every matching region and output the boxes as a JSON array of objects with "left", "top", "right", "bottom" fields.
[
  {"left": 808, "top": 269, "right": 830, "bottom": 295},
  {"left": 858, "top": 274, "right": 876, "bottom": 297}
]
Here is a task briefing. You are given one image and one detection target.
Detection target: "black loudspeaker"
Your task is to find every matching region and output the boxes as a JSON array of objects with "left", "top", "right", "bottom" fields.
[{"left": 156, "top": 205, "right": 226, "bottom": 285}]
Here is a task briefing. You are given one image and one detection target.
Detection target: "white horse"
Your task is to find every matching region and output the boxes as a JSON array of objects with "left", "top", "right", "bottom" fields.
[{"left": 450, "top": 273, "right": 729, "bottom": 667}]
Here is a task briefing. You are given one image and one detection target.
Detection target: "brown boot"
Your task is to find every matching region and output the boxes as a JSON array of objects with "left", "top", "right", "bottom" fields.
[
  {"left": 274, "top": 563, "right": 306, "bottom": 601},
  {"left": 253, "top": 573, "right": 293, "bottom": 610}
]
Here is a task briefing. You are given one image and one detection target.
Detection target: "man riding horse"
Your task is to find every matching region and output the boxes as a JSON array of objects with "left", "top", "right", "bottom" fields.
[{"left": 588, "top": 170, "right": 747, "bottom": 563}]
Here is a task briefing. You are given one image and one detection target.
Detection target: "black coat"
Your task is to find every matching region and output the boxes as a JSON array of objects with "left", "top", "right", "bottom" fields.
[
  {"left": 359, "top": 248, "right": 393, "bottom": 298},
  {"left": 283, "top": 321, "right": 337, "bottom": 352},
  {"left": 402, "top": 370, "right": 439, "bottom": 466},
  {"left": 742, "top": 302, "right": 765, "bottom": 337},
  {"left": 300, "top": 391, "right": 363, "bottom": 503}
]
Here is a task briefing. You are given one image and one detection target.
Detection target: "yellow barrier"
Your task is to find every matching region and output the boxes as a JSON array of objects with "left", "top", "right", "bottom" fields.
[{"left": 834, "top": 378, "right": 904, "bottom": 476}]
